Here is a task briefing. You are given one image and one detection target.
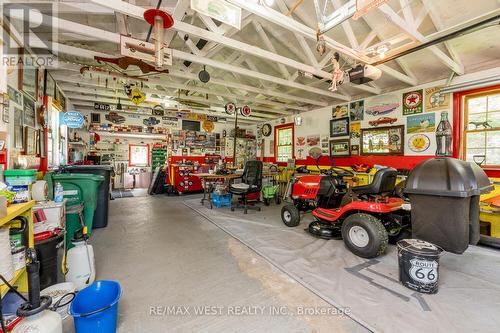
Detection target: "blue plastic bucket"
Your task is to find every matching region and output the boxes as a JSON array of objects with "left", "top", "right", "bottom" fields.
[{"left": 70, "top": 280, "right": 122, "bottom": 333}]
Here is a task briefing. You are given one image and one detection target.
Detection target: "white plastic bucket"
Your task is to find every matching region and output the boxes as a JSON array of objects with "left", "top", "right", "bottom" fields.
[{"left": 41, "top": 282, "right": 76, "bottom": 320}]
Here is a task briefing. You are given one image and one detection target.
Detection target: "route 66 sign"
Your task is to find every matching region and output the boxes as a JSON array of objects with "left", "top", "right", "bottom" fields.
[{"left": 409, "top": 258, "right": 438, "bottom": 284}]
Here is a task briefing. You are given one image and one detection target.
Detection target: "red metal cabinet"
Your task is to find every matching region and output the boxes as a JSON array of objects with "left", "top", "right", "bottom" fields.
[{"left": 171, "top": 165, "right": 203, "bottom": 194}]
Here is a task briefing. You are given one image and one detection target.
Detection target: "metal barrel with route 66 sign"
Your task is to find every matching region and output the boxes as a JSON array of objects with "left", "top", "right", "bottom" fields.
[{"left": 397, "top": 239, "right": 443, "bottom": 294}]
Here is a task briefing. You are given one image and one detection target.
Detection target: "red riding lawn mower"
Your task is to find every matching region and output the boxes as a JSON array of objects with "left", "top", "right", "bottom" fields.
[{"left": 281, "top": 156, "right": 411, "bottom": 258}]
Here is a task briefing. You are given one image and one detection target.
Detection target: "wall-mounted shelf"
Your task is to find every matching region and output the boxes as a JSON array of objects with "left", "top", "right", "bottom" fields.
[{"left": 94, "top": 131, "right": 166, "bottom": 140}]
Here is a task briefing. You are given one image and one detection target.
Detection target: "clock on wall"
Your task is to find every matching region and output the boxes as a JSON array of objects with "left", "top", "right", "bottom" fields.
[{"left": 262, "top": 123, "right": 272, "bottom": 137}]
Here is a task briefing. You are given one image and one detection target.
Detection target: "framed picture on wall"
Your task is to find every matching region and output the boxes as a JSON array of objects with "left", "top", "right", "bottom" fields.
[
  {"left": 14, "top": 126, "right": 23, "bottom": 149},
  {"left": 53, "top": 86, "right": 63, "bottom": 111},
  {"left": 23, "top": 94, "right": 36, "bottom": 127},
  {"left": 351, "top": 145, "right": 360, "bottom": 156},
  {"left": 1, "top": 93, "right": 9, "bottom": 123},
  {"left": 330, "top": 117, "right": 350, "bottom": 137},
  {"left": 329, "top": 139, "right": 350, "bottom": 157},
  {"left": 38, "top": 129, "right": 46, "bottom": 158},
  {"left": 8, "top": 86, "right": 23, "bottom": 106},
  {"left": 45, "top": 73, "right": 55, "bottom": 97},
  {"left": 91, "top": 113, "right": 101, "bottom": 123},
  {"left": 36, "top": 69, "right": 44, "bottom": 102},
  {"left": 24, "top": 126, "right": 36, "bottom": 155},
  {"left": 21, "top": 66, "right": 37, "bottom": 100},
  {"left": 13, "top": 107, "right": 24, "bottom": 149},
  {"left": 60, "top": 92, "right": 66, "bottom": 112},
  {"left": 361, "top": 125, "right": 404, "bottom": 156}
]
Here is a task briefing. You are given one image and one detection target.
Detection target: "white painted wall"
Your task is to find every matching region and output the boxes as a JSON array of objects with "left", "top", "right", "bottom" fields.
[
  {"left": 255, "top": 67, "right": 500, "bottom": 161},
  {"left": 256, "top": 80, "right": 455, "bottom": 159},
  {"left": 262, "top": 72, "right": 500, "bottom": 157}
]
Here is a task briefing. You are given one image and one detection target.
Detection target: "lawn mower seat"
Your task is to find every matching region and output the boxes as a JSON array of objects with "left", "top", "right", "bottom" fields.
[{"left": 351, "top": 168, "right": 398, "bottom": 196}]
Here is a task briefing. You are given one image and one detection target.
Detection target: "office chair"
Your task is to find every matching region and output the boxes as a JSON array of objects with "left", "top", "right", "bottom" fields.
[{"left": 229, "top": 160, "right": 263, "bottom": 214}]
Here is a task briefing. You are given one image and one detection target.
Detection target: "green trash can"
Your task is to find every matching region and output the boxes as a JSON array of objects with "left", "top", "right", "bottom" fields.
[{"left": 45, "top": 172, "right": 104, "bottom": 249}]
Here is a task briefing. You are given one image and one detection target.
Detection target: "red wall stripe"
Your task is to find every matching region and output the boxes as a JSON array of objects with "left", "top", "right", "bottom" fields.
[{"left": 261, "top": 84, "right": 500, "bottom": 178}]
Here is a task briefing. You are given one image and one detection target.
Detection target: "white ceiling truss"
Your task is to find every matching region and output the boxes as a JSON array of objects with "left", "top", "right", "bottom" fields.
[{"left": 5, "top": 0, "right": 500, "bottom": 122}]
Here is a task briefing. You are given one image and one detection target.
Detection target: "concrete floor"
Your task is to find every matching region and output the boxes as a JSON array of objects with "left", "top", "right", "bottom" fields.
[{"left": 64, "top": 195, "right": 368, "bottom": 333}]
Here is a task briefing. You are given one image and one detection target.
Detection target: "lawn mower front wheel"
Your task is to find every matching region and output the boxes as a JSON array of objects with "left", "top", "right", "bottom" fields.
[
  {"left": 281, "top": 205, "right": 300, "bottom": 227},
  {"left": 341, "top": 213, "right": 388, "bottom": 258}
]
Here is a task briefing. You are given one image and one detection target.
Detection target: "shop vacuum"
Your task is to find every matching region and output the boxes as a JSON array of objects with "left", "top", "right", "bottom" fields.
[{"left": 0, "top": 249, "right": 64, "bottom": 333}]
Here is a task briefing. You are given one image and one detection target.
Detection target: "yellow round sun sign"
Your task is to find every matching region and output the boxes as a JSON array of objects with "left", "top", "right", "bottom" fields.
[{"left": 202, "top": 120, "right": 215, "bottom": 133}]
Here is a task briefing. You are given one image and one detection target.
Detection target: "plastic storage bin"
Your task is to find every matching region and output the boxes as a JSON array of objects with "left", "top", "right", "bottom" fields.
[
  {"left": 404, "top": 157, "right": 493, "bottom": 254},
  {"left": 4, "top": 169, "right": 37, "bottom": 203},
  {"left": 212, "top": 193, "right": 232, "bottom": 208}
]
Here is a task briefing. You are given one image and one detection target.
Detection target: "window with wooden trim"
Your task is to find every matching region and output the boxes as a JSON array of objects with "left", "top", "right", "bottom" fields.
[
  {"left": 275, "top": 124, "right": 294, "bottom": 163},
  {"left": 464, "top": 90, "right": 500, "bottom": 167}
]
